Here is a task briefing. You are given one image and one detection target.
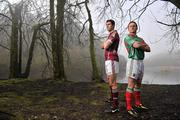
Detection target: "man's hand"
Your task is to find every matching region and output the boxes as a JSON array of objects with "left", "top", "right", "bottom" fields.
[
  {"left": 133, "top": 41, "right": 142, "bottom": 48},
  {"left": 133, "top": 42, "right": 151, "bottom": 52},
  {"left": 101, "top": 42, "right": 105, "bottom": 49},
  {"left": 101, "top": 40, "right": 112, "bottom": 49},
  {"left": 140, "top": 44, "right": 151, "bottom": 52}
]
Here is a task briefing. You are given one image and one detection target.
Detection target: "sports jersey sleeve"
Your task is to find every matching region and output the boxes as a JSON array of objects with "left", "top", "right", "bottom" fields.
[
  {"left": 141, "top": 40, "right": 147, "bottom": 45},
  {"left": 139, "top": 37, "right": 146, "bottom": 44},
  {"left": 108, "top": 31, "right": 118, "bottom": 43},
  {"left": 124, "top": 36, "right": 135, "bottom": 47}
]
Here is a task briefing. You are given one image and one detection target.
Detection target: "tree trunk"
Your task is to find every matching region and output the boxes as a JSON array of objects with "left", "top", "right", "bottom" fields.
[
  {"left": 22, "top": 22, "right": 49, "bottom": 78},
  {"left": 85, "top": 0, "right": 101, "bottom": 82},
  {"left": 50, "top": 0, "right": 58, "bottom": 79},
  {"left": 8, "top": 1, "right": 49, "bottom": 79},
  {"left": 56, "top": 0, "right": 66, "bottom": 80},
  {"left": 18, "top": 6, "right": 23, "bottom": 76},
  {"left": 22, "top": 25, "right": 38, "bottom": 78},
  {"left": 9, "top": 6, "right": 19, "bottom": 78},
  {"left": 50, "top": 0, "right": 66, "bottom": 80}
]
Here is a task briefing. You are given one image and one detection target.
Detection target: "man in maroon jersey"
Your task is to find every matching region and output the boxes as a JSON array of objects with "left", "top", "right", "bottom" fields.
[{"left": 102, "top": 19, "right": 120, "bottom": 113}]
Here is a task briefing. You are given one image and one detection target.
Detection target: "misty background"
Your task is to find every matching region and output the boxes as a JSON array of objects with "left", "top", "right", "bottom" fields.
[{"left": 0, "top": 0, "right": 179, "bottom": 85}]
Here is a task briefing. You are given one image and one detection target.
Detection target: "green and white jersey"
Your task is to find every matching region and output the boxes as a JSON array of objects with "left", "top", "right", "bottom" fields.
[{"left": 124, "top": 34, "right": 145, "bottom": 60}]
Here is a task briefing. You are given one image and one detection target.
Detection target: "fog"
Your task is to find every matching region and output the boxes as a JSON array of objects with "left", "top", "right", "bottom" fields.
[{"left": 0, "top": 0, "right": 179, "bottom": 85}]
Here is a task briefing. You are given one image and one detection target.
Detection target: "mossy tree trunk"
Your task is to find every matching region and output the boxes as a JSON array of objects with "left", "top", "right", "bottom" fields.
[
  {"left": 85, "top": 0, "right": 101, "bottom": 82},
  {"left": 22, "top": 23, "right": 49, "bottom": 78},
  {"left": 9, "top": 5, "right": 19, "bottom": 78},
  {"left": 50, "top": 0, "right": 66, "bottom": 80}
]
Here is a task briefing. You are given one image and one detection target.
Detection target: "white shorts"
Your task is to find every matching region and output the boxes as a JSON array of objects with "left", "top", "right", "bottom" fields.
[
  {"left": 126, "top": 59, "right": 144, "bottom": 80},
  {"left": 105, "top": 60, "right": 119, "bottom": 75}
]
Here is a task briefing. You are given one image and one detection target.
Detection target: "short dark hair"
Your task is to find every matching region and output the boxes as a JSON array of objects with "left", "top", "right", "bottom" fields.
[
  {"left": 106, "top": 19, "right": 115, "bottom": 26},
  {"left": 128, "top": 21, "right": 138, "bottom": 28}
]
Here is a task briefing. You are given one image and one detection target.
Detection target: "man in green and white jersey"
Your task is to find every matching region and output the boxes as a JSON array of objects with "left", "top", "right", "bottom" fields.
[{"left": 124, "top": 21, "right": 151, "bottom": 117}]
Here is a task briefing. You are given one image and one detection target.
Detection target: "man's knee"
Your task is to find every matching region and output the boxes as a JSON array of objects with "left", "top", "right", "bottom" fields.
[
  {"left": 108, "top": 74, "right": 117, "bottom": 89},
  {"left": 108, "top": 74, "right": 116, "bottom": 81},
  {"left": 111, "top": 82, "right": 118, "bottom": 89},
  {"left": 109, "top": 74, "right": 117, "bottom": 80},
  {"left": 135, "top": 79, "right": 142, "bottom": 88},
  {"left": 135, "top": 84, "right": 141, "bottom": 89},
  {"left": 128, "top": 77, "right": 135, "bottom": 88}
]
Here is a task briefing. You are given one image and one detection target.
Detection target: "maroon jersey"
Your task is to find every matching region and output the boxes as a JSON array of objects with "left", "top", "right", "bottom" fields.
[{"left": 104, "top": 30, "right": 119, "bottom": 61}]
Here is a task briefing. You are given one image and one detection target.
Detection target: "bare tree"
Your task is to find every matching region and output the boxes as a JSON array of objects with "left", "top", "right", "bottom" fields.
[
  {"left": 9, "top": 3, "right": 19, "bottom": 78},
  {"left": 22, "top": 22, "right": 50, "bottom": 78},
  {"left": 65, "top": 0, "right": 102, "bottom": 81},
  {"left": 84, "top": 0, "right": 101, "bottom": 81},
  {"left": 50, "top": 0, "right": 66, "bottom": 80},
  {"left": 94, "top": 0, "right": 179, "bottom": 52},
  {"left": 0, "top": 0, "right": 50, "bottom": 78}
]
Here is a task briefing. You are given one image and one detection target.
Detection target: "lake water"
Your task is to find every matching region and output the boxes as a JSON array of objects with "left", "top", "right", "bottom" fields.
[
  {"left": 118, "top": 66, "right": 180, "bottom": 85},
  {"left": 1, "top": 63, "right": 180, "bottom": 85}
]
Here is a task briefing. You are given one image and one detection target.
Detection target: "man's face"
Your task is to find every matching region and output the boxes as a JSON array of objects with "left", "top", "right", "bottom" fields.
[
  {"left": 106, "top": 22, "right": 114, "bottom": 32},
  {"left": 128, "top": 22, "right": 137, "bottom": 34}
]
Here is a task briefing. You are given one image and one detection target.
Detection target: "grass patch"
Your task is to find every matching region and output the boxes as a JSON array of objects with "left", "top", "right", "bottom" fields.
[
  {"left": 66, "top": 96, "right": 81, "bottom": 104},
  {"left": 0, "top": 78, "right": 37, "bottom": 85},
  {"left": 89, "top": 100, "right": 102, "bottom": 106},
  {"left": 0, "top": 92, "right": 32, "bottom": 109},
  {"left": 39, "top": 96, "right": 58, "bottom": 104},
  {"left": 94, "top": 83, "right": 109, "bottom": 90}
]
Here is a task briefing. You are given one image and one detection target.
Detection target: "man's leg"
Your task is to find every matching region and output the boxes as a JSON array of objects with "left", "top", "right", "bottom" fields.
[
  {"left": 134, "top": 61, "right": 148, "bottom": 110},
  {"left": 134, "top": 80, "right": 148, "bottom": 110},
  {"left": 108, "top": 74, "right": 119, "bottom": 111},
  {"left": 126, "top": 77, "right": 135, "bottom": 111},
  {"left": 126, "top": 77, "right": 139, "bottom": 117},
  {"left": 106, "top": 75, "right": 113, "bottom": 102},
  {"left": 134, "top": 79, "right": 142, "bottom": 106},
  {"left": 105, "top": 60, "right": 119, "bottom": 113}
]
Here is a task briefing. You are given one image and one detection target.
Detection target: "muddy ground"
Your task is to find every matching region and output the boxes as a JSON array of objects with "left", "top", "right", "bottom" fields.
[{"left": 0, "top": 79, "right": 180, "bottom": 120}]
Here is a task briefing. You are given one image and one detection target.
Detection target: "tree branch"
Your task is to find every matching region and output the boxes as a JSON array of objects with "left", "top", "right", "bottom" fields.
[
  {"left": 0, "top": 43, "right": 9, "bottom": 50},
  {"left": 157, "top": 20, "right": 180, "bottom": 26},
  {"left": 0, "top": 13, "right": 12, "bottom": 21},
  {"left": 161, "top": 0, "right": 180, "bottom": 8}
]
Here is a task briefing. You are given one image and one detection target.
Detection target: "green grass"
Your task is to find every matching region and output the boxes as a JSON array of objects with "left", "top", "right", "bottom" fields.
[
  {"left": 0, "top": 78, "right": 37, "bottom": 85},
  {"left": 0, "top": 79, "right": 112, "bottom": 119},
  {"left": 94, "top": 82, "right": 109, "bottom": 90},
  {"left": 39, "top": 96, "right": 58, "bottom": 104},
  {"left": 89, "top": 100, "right": 102, "bottom": 106},
  {"left": 66, "top": 95, "right": 81, "bottom": 104}
]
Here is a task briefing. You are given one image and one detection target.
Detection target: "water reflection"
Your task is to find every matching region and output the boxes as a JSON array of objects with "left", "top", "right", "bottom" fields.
[{"left": 118, "top": 66, "right": 180, "bottom": 85}]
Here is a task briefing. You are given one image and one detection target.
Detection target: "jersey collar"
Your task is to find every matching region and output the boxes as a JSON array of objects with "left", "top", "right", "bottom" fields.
[{"left": 128, "top": 33, "right": 137, "bottom": 38}]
